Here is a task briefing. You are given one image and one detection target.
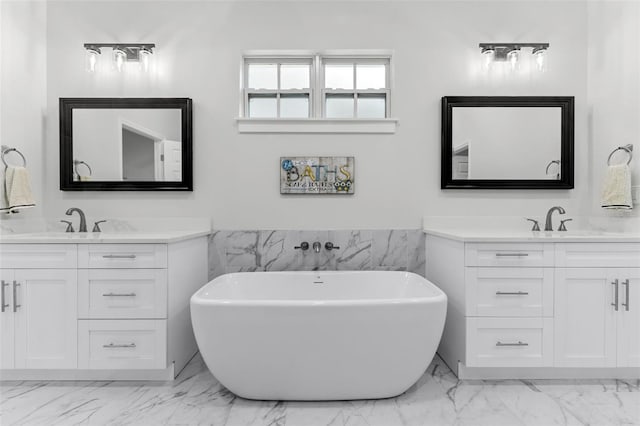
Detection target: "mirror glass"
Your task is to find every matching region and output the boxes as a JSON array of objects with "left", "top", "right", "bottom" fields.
[
  {"left": 73, "top": 109, "right": 182, "bottom": 182},
  {"left": 60, "top": 98, "right": 192, "bottom": 191},
  {"left": 441, "top": 96, "right": 574, "bottom": 189},
  {"left": 452, "top": 107, "right": 562, "bottom": 180}
]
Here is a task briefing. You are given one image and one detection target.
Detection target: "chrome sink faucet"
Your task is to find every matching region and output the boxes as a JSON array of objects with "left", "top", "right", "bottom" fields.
[
  {"left": 544, "top": 206, "right": 565, "bottom": 232},
  {"left": 312, "top": 242, "right": 322, "bottom": 253},
  {"left": 65, "top": 207, "right": 87, "bottom": 232}
]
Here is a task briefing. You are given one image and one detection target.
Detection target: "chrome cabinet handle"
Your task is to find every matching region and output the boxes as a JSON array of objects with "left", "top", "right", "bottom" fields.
[
  {"left": 495, "top": 291, "right": 529, "bottom": 296},
  {"left": 612, "top": 279, "right": 619, "bottom": 311},
  {"left": 103, "top": 343, "right": 136, "bottom": 349},
  {"left": 102, "top": 254, "right": 137, "bottom": 259},
  {"left": 495, "top": 253, "right": 529, "bottom": 257},
  {"left": 102, "top": 293, "right": 136, "bottom": 297},
  {"left": 1, "top": 280, "right": 8, "bottom": 312},
  {"left": 12, "top": 281, "right": 20, "bottom": 312},
  {"left": 621, "top": 279, "right": 630, "bottom": 312},
  {"left": 496, "top": 341, "right": 529, "bottom": 347}
]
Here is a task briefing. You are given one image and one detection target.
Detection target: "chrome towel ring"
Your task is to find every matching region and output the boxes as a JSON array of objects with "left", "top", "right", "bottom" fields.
[
  {"left": 73, "top": 160, "right": 92, "bottom": 177},
  {"left": 1, "top": 145, "right": 27, "bottom": 168},
  {"left": 607, "top": 144, "right": 633, "bottom": 166}
]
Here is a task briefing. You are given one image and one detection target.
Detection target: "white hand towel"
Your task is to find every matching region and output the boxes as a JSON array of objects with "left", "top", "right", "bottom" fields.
[
  {"left": 601, "top": 164, "right": 633, "bottom": 210},
  {"left": 1, "top": 166, "right": 35, "bottom": 213}
]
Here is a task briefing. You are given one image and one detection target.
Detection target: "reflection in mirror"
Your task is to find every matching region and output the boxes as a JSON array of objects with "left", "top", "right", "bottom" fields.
[
  {"left": 452, "top": 107, "right": 561, "bottom": 180},
  {"left": 73, "top": 109, "right": 182, "bottom": 182},
  {"left": 60, "top": 98, "right": 192, "bottom": 191},
  {"left": 441, "top": 96, "right": 574, "bottom": 190}
]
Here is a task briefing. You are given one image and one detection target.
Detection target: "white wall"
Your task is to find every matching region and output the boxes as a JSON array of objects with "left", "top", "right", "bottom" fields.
[
  {"left": 0, "top": 0, "right": 47, "bottom": 218},
  {"left": 587, "top": 1, "right": 639, "bottom": 226},
  {"left": 2, "top": 1, "right": 601, "bottom": 229}
]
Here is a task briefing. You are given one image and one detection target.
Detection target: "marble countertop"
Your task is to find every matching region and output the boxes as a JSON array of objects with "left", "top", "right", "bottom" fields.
[
  {"left": 0, "top": 230, "right": 211, "bottom": 244},
  {"left": 423, "top": 228, "right": 640, "bottom": 243}
]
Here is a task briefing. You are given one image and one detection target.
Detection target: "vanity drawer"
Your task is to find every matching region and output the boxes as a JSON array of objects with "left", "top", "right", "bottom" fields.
[
  {"left": 78, "top": 269, "right": 167, "bottom": 319},
  {"left": 78, "top": 320, "right": 167, "bottom": 370},
  {"left": 0, "top": 244, "right": 77, "bottom": 269},
  {"left": 78, "top": 244, "right": 167, "bottom": 269},
  {"left": 466, "top": 268, "right": 553, "bottom": 317},
  {"left": 466, "top": 317, "right": 553, "bottom": 367},
  {"left": 555, "top": 243, "right": 640, "bottom": 268},
  {"left": 465, "top": 243, "right": 554, "bottom": 267}
]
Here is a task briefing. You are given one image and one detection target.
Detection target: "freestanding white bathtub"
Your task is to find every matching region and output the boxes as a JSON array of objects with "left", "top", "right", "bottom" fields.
[{"left": 190, "top": 271, "right": 447, "bottom": 401}]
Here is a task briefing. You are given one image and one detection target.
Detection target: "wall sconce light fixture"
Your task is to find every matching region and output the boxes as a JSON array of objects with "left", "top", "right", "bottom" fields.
[
  {"left": 83, "top": 43, "right": 156, "bottom": 73},
  {"left": 479, "top": 43, "right": 549, "bottom": 72}
]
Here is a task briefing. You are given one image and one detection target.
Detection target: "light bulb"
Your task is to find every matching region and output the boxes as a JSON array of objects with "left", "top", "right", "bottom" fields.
[
  {"left": 507, "top": 49, "right": 520, "bottom": 71},
  {"left": 139, "top": 48, "right": 152, "bottom": 73},
  {"left": 85, "top": 47, "right": 100, "bottom": 73},
  {"left": 482, "top": 48, "right": 495, "bottom": 70},
  {"left": 113, "top": 47, "right": 127, "bottom": 72},
  {"left": 534, "top": 48, "right": 547, "bottom": 72}
]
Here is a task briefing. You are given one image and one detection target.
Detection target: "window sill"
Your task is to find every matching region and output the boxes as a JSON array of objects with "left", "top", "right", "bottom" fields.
[{"left": 236, "top": 118, "right": 398, "bottom": 134}]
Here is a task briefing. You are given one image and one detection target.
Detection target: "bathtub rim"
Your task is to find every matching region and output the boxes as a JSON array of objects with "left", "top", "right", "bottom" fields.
[{"left": 191, "top": 270, "right": 447, "bottom": 308}]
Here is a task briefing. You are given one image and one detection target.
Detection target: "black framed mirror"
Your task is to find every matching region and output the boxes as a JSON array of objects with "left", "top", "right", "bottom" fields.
[
  {"left": 60, "top": 98, "right": 192, "bottom": 191},
  {"left": 441, "top": 96, "right": 574, "bottom": 189}
]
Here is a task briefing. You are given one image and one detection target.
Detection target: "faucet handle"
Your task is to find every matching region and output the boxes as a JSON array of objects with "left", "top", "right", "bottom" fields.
[
  {"left": 294, "top": 242, "right": 309, "bottom": 251},
  {"left": 558, "top": 218, "right": 573, "bottom": 232},
  {"left": 526, "top": 218, "right": 541, "bottom": 232},
  {"left": 92, "top": 220, "right": 107, "bottom": 233},
  {"left": 324, "top": 242, "right": 340, "bottom": 251},
  {"left": 60, "top": 220, "right": 74, "bottom": 233}
]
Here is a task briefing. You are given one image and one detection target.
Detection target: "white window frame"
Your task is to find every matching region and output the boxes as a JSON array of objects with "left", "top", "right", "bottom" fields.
[
  {"left": 237, "top": 50, "right": 397, "bottom": 134},
  {"left": 243, "top": 56, "right": 314, "bottom": 119},
  {"left": 320, "top": 56, "right": 391, "bottom": 119}
]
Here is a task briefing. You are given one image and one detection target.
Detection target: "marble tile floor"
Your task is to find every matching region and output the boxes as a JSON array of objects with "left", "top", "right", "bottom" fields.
[{"left": 1, "top": 353, "right": 638, "bottom": 426}]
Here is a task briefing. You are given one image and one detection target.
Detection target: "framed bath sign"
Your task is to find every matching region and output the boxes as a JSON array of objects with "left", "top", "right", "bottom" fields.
[{"left": 280, "top": 157, "right": 354, "bottom": 194}]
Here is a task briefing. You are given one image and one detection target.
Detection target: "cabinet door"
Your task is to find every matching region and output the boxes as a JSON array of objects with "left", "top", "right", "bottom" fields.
[
  {"left": 554, "top": 268, "right": 617, "bottom": 367},
  {"left": 617, "top": 268, "right": 640, "bottom": 367},
  {"left": 14, "top": 269, "right": 77, "bottom": 369},
  {"left": 0, "top": 269, "right": 15, "bottom": 369}
]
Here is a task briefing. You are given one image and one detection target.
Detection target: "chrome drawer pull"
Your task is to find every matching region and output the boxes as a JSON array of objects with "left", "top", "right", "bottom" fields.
[
  {"left": 612, "top": 279, "right": 619, "bottom": 311},
  {"left": 12, "top": 281, "right": 20, "bottom": 312},
  {"left": 621, "top": 279, "right": 630, "bottom": 312},
  {"left": 102, "top": 293, "right": 137, "bottom": 297},
  {"left": 102, "top": 254, "right": 137, "bottom": 259},
  {"left": 103, "top": 343, "right": 136, "bottom": 349},
  {"left": 496, "top": 291, "right": 529, "bottom": 296},
  {"left": 1, "top": 280, "right": 8, "bottom": 313},
  {"left": 495, "top": 253, "right": 529, "bottom": 257},
  {"left": 496, "top": 341, "right": 529, "bottom": 347}
]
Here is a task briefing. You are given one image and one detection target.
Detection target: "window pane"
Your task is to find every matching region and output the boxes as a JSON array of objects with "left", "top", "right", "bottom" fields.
[
  {"left": 248, "top": 64, "right": 277, "bottom": 89},
  {"left": 248, "top": 94, "right": 277, "bottom": 118},
  {"left": 357, "top": 94, "right": 386, "bottom": 118},
  {"left": 356, "top": 64, "right": 386, "bottom": 89},
  {"left": 280, "top": 94, "right": 309, "bottom": 118},
  {"left": 325, "top": 94, "right": 354, "bottom": 118},
  {"left": 281, "top": 64, "right": 310, "bottom": 89},
  {"left": 324, "top": 64, "right": 354, "bottom": 89}
]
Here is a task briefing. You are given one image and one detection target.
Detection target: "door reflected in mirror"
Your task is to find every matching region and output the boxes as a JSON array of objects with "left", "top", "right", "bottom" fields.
[{"left": 60, "top": 98, "right": 192, "bottom": 191}]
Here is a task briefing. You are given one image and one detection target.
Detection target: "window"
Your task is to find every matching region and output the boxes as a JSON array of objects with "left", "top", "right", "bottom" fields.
[
  {"left": 240, "top": 52, "right": 395, "bottom": 133},
  {"left": 244, "top": 59, "right": 312, "bottom": 118}
]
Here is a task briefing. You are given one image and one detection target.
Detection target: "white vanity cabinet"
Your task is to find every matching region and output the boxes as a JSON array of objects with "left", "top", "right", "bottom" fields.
[
  {"left": 0, "top": 234, "right": 208, "bottom": 380},
  {"left": 0, "top": 245, "right": 78, "bottom": 370},
  {"left": 554, "top": 243, "right": 640, "bottom": 369},
  {"left": 426, "top": 233, "right": 640, "bottom": 379}
]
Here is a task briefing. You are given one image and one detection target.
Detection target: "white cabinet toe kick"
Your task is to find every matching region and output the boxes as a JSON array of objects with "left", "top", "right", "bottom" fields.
[
  {"left": 426, "top": 237, "right": 640, "bottom": 379},
  {"left": 0, "top": 237, "right": 208, "bottom": 381}
]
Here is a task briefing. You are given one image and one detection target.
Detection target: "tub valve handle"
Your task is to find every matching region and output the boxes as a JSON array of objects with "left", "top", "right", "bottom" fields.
[
  {"left": 325, "top": 242, "right": 340, "bottom": 251},
  {"left": 294, "top": 242, "right": 309, "bottom": 251}
]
